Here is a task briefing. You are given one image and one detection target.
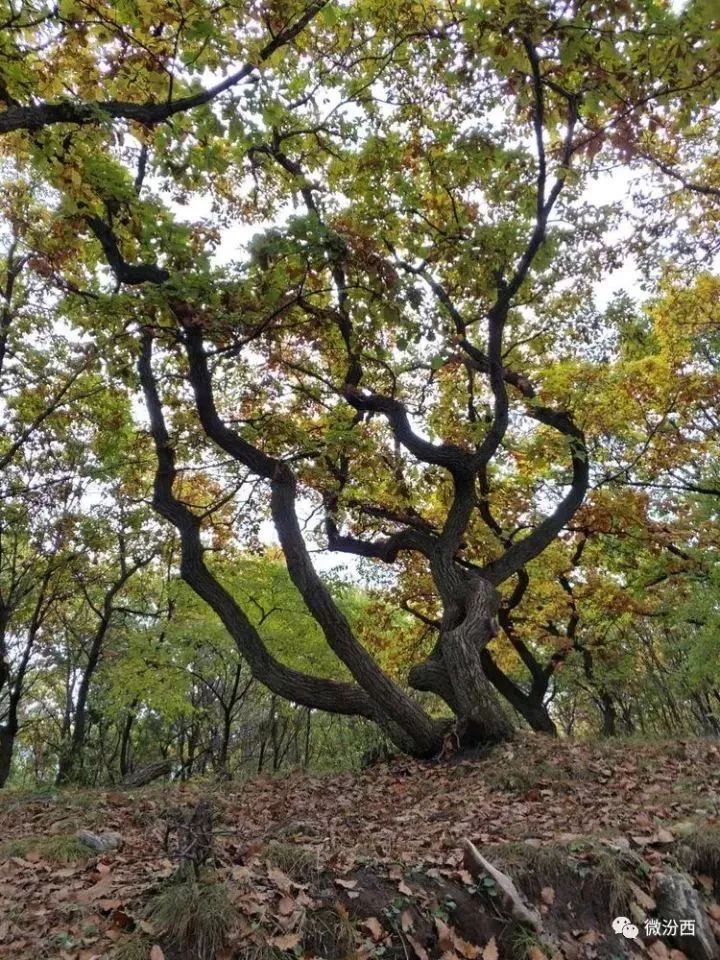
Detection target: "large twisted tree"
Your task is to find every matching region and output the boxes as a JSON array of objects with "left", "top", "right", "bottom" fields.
[{"left": 3, "top": 0, "right": 718, "bottom": 755}]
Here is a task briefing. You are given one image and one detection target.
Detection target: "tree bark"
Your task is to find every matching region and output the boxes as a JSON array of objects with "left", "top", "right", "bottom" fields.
[
  {"left": 410, "top": 577, "right": 513, "bottom": 746},
  {"left": 0, "top": 718, "right": 17, "bottom": 787}
]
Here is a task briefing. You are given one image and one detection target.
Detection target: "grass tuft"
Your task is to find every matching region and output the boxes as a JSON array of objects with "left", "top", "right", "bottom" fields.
[
  {"left": 488, "top": 839, "right": 634, "bottom": 913},
  {"left": 111, "top": 935, "right": 154, "bottom": 960},
  {"left": 148, "top": 872, "right": 235, "bottom": 960},
  {"left": 679, "top": 824, "right": 720, "bottom": 884},
  {"left": 264, "top": 840, "right": 318, "bottom": 883},
  {"left": 301, "top": 904, "right": 355, "bottom": 960}
]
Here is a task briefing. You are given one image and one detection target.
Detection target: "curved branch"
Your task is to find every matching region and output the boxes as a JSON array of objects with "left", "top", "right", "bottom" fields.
[
  {"left": 0, "top": 1, "right": 328, "bottom": 135},
  {"left": 138, "top": 330, "right": 378, "bottom": 719},
  {"left": 180, "top": 321, "right": 442, "bottom": 754}
]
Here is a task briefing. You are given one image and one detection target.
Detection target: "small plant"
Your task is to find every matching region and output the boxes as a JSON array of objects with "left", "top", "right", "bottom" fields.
[
  {"left": 0, "top": 838, "right": 32, "bottom": 859},
  {"left": 301, "top": 905, "right": 355, "bottom": 960},
  {"left": 148, "top": 873, "right": 236, "bottom": 960},
  {"left": 511, "top": 925, "right": 543, "bottom": 960},
  {"left": 264, "top": 840, "right": 318, "bottom": 883},
  {"left": 44, "top": 834, "right": 92, "bottom": 864},
  {"left": 678, "top": 824, "right": 720, "bottom": 885},
  {"left": 112, "top": 935, "right": 154, "bottom": 960}
]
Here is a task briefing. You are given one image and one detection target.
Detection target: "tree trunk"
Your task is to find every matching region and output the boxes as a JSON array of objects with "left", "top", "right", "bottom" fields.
[
  {"left": 119, "top": 709, "right": 135, "bottom": 779},
  {"left": 0, "top": 722, "right": 17, "bottom": 787},
  {"left": 480, "top": 651, "right": 557, "bottom": 735},
  {"left": 433, "top": 578, "right": 513, "bottom": 745},
  {"left": 598, "top": 692, "right": 617, "bottom": 737}
]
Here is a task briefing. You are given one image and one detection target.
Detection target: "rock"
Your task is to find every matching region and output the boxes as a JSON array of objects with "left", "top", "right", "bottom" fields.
[
  {"left": 76, "top": 830, "right": 123, "bottom": 852},
  {"left": 655, "top": 871, "right": 718, "bottom": 960}
]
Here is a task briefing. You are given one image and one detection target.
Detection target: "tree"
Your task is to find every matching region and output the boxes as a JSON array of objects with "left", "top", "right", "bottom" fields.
[{"left": 4, "top": 0, "right": 720, "bottom": 758}]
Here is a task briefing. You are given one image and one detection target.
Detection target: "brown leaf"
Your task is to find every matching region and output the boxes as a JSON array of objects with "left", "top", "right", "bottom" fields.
[
  {"left": 628, "top": 880, "right": 655, "bottom": 910},
  {"left": 362, "top": 916, "right": 385, "bottom": 940},
  {"left": 407, "top": 934, "right": 430, "bottom": 960},
  {"left": 483, "top": 937, "right": 499, "bottom": 960},
  {"left": 335, "top": 878, "right": 358, "bottom": 890},
  {"left": 435, "top": 917, "right": 453, "bottom": 952},
  {"left": 269, "top": 932, "right": 302, "bottom": 949},
  {"left": 398, "top": 880, "right": 412, "bottom": 896},
  {"left": 96, "top": 898, "right": 122, "bottom": 912},
  {"left": 540, "top": 886, "right": 555, "bottom": 905},
  {"left": 454, "top": 935, "right": 480, "bottom": 958},
  {"left": 150, "top": 947, "right": 165, "bottom": 960},
  {"left": 76, "top": 875, "right": 113, "bottom": 903},
  {"left": 528, "top": 947, "right": 547, "bottom": 960},
  {"left": 654, "top": 827, "right": 674, "bottom": 844},
  {"left": 277, "top": 895, "right": 295, "bottom": 916},
  {"left": 401, "top": 908, "right": 414, "bottom": 933}
]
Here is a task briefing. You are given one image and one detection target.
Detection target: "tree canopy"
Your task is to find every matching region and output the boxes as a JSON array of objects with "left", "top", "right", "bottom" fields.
[{"left": 1, "top": 0, "right": 720, "bottom": 784}]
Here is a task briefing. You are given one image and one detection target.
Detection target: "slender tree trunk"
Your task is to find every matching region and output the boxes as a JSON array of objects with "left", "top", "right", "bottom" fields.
[
  {"left": 598, "top": 692, "right": 617, "bottom": 737},
  {"left": 480, "top": 651, "right": 557, "bottom": 734},
  {"left": 119, "top": 708, "right": 135, "bottom": 779},
  {"left": 0, "top": 719, "right": 17, "bottom": 787}
]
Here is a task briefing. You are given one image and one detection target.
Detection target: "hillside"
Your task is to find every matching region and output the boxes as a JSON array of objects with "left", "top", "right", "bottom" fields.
[{"left": 1, "top": 736, "right": 719, "bottom": 960}]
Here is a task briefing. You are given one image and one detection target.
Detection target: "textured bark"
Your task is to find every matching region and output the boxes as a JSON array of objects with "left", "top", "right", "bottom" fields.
[
  {"left": 480, "top": 653, "right": 558, "bottom": 735},
  {"left": 139, "top": 334, "right": 443, "bottom": 758},
  {"left": 438, "top": 579, "right": 514, "bottom": 744}
]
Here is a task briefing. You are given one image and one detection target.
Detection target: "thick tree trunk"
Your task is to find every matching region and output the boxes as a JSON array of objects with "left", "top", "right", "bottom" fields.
[{"left": 410, "top": 577, "right": 513, "bottom": 747}]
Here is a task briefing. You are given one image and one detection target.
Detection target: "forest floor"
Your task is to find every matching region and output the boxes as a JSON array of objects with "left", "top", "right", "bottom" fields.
[{"left": 1, "top": 735, "right": 719, "bottom": 960}]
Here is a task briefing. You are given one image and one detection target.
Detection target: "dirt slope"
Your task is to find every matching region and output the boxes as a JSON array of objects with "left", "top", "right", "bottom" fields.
[{"left": 1, "top": 735, "right": 719, "bottom": 960}]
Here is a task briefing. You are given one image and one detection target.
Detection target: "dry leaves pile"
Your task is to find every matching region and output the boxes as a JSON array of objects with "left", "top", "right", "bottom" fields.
[{"left": 0, "top": 735, "right": 718, "bottom": 960}]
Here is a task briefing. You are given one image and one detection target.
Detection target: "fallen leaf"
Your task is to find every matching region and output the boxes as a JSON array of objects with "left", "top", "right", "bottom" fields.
[
  {"left": 362, "top": 916, "right": 384, "bottom": 940},
  {"left": 269, "top": 932, "right": 301, "bottom": 949},
  {"left": 628, "top": 880, "right": 656, "bottom": 910},
  {"left": 454, "top": 935, "right": 480, "bottom": 958},
  {"left": 540, "top": 886, "right": 555, "bottom": 905},
  {"left": 76, "top": 876, "right": 113, "bottom": 903},
  {"left": 277, "top": 895, "right": 295, "bottom": 915},
  {"left": 407, "top": 933, "right": 430, "bottom": 960},
  {"left": 435, "top": 917, "right": 453, "bottom": 952},
  {"left": 483, "top": 937, "right": 499, "bottom": 960},
  {"left": 267, "top": 866, "right": 292, "bottom": 892},
  {"left": 335, "top": 878, "right": 358, "bottom": 890},
  {"left": 150, "top": 947, "right": 165, "bottom": 960},
  {"left": 398, "top": 880, "right": 412, "bottom": 895}
]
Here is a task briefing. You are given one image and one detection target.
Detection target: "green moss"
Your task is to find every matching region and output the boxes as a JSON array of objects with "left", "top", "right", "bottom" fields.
[{"left": 0, "top": 833, "right": 91, "bottom": 865}]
